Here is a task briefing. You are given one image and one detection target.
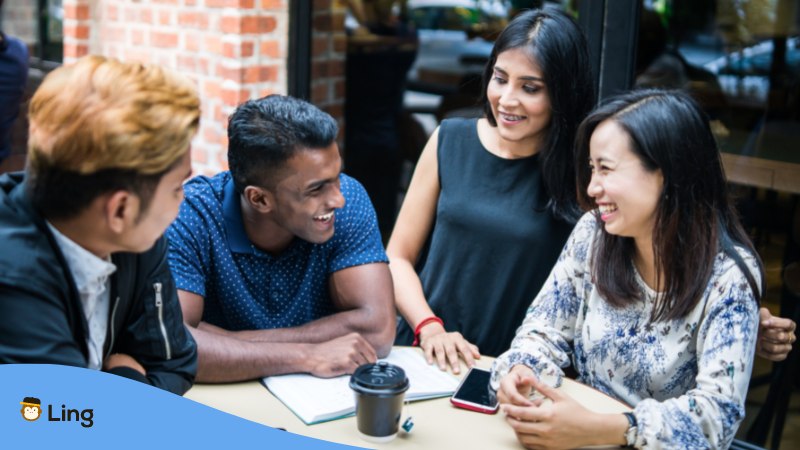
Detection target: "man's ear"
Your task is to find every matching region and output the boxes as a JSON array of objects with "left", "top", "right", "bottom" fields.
[
  {"left": 104, "top": 190, "right": 139, "bottom": 234},
  {"left": 243, "top": 185, "right": 274, "bottom": 213}
]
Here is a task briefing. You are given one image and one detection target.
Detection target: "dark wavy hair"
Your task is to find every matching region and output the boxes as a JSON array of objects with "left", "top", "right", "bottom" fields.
[
  {"left": 227, "top": 94, "right": 339, "bottom": 193},
  {"left": 480, "top": 7, "right": 595, "bottom": 222},
  {"left": 575, "top": 90, "right": 763, "bottom": 321}
]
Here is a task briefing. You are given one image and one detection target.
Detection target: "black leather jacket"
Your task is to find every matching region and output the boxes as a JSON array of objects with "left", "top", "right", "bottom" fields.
[{"left": 0, "top": 172, "right": 197, "bottom": 394}]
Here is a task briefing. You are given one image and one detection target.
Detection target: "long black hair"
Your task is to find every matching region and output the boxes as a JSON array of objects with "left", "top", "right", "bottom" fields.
[
  {"left": 575, "top": 90, "right": 764, "bottom": 321},
  {"left": 480, "top": 7, "right": 595, "bottom": 222}
]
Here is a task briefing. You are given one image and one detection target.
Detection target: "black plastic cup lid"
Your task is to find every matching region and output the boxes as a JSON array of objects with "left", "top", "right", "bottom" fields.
[{"left": 349, "top": 362, "right": 409, "bottom": 395}]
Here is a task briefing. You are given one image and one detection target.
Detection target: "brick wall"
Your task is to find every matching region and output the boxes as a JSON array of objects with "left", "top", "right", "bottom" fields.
[
  {"left": 310, "top": 0, "right": 347, "bottom": 137},
  {"left": 62, "top": 0, "right": 291, "bottom": 176}
]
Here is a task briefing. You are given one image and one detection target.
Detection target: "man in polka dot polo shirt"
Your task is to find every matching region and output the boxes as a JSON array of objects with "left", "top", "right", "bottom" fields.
[{"left": 167, "top": 95, "right": 396, "bottom": 382}]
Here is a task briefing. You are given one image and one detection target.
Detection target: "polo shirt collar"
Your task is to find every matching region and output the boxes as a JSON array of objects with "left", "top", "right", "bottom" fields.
[{"left": 222, "top": 177, "right": 254, "bottom": 254}]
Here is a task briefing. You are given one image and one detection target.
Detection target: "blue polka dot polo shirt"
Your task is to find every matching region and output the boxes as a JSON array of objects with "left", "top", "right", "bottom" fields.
[{"left": 166, "top": 171, "right": 388, "bottom": 331}]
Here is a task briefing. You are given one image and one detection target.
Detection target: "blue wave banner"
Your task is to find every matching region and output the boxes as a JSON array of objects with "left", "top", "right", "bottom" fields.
[{"left": 2, "top": 364, "right": 365, "bottom": 449}]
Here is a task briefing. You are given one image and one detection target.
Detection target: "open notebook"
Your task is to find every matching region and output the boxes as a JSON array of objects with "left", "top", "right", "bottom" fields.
[{"left": 262, "top": 347, "right": 459, "bottom": 425}]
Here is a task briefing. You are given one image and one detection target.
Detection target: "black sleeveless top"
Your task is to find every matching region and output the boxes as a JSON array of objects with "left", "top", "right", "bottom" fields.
[{"left": 395, "top": 118, "right": 574, "bottom": 356}]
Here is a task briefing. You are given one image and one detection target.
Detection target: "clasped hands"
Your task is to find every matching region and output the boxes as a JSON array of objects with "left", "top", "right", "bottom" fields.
[{"left": 497, "top": 365, "right": 620, "bottom": 450}]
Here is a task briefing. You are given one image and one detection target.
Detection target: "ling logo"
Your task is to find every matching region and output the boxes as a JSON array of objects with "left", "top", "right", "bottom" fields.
[
  {"left": 20, "top": 397, "right": 42, "bottom": 421},
  {"left": 19, "top": 396, "right": 94, "bottom": 428}
]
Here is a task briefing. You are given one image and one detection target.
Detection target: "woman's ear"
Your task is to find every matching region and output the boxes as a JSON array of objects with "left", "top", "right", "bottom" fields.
[{"left": 244, "top": 185, "right": 274, "bottom": 213}]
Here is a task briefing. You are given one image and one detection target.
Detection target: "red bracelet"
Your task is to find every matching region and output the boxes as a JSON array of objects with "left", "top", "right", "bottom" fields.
[{"left": 412, "top": 316, "right": 444, "bottom": 346}]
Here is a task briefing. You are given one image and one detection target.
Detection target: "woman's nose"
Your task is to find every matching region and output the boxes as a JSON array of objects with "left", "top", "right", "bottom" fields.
[
  {"left": 587, "top": 176, "right": 602, "bottom": 197},
  {"left": 498, "top": 86, "right": 517, "bottom": 106}
]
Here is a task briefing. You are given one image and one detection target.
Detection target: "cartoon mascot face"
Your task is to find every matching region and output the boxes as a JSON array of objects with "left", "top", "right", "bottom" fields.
[{"left": 21, "top": 397, "right": 42, "bottom": 421}]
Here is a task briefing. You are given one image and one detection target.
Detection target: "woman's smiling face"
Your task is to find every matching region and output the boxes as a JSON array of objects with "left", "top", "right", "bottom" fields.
[
  {"left": 586, "top": 119, "right": 664, "bottom": 244},
  {"left": 486, "top": 48, "right": 552, "bottom": 152}
]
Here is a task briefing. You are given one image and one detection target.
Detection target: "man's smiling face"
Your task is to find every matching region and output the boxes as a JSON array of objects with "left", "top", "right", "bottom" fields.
[{"left": 268, "top": 143, "right": 346, "bottom": 244}]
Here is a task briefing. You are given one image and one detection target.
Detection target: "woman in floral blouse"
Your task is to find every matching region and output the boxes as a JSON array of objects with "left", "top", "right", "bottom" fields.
[{"left": 492, "top": 90, "right": 763, "bottom": 449}]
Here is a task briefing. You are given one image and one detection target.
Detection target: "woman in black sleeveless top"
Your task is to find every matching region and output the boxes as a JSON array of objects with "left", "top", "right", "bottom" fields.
[{"left": 388, "top": 8, "right": 595, "bottom": 369}]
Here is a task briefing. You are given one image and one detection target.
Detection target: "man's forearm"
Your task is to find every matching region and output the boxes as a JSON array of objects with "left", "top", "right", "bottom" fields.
[
  {"left": 202, "top": 308, "right": 395, "bottom": 357},
  {"left": 188, "top": 326, "right": 313, "bottom": 382}
]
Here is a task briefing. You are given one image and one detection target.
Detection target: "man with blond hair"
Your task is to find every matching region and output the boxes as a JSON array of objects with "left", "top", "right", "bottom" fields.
[{"left": 0, "top": 55, "right": 198, "bottom": 394}]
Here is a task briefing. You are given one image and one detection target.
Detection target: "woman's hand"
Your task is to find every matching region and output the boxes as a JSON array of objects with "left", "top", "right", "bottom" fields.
[
  {"left": 418, "top": 322, "right": 480, "bottom": 374},
  {"left": 501, "top": 376, "right": 626, "bottom": 450},
  {"left": 756, "top": 307, "right": 797, "bottom": 361},
  {"left": 497, "top": 365, "right": 536, "bottom": 406}
]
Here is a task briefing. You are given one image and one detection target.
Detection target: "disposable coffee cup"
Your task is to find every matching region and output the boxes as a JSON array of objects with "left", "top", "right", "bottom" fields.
[{"left": 349, "top": 361, "right": 410, "bottom": 443}]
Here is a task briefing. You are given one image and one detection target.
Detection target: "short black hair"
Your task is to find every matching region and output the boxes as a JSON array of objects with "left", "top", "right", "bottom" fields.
[
  {"left": 227, "top": 95, "right": 339, "bottom": 193},
  {"left": 480, "top": 7, "right": 595, "bottom": 222}
]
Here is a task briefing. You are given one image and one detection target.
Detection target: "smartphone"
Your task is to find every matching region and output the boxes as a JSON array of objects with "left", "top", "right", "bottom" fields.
[{"left": 450, "top": 367, "right": 499, "bottom": 414}]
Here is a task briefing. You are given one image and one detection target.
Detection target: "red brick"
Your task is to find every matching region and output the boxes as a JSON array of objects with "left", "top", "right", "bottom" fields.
[
  {"left": 64, "top": 4, "right": 90, "bottom": 20},
  {"left": 239, "top": 16, "right": 277, "bottom": 34},
  {"left": 101, "top": 26, "right": 126, "bottom": 43},
  {"left": 185, "top": 0, "right": 198, "bottom": 5},
  {"left": 313, "top": 15, "right": 332, "bottom": 32},
  {"left": 64, "top": 24, "right": 90, "bottom": 39},
  {"left": 328, "top": 60, "right": 344, "bottom": 77},
  {"left": 151, "top": 31, "right": 179, "bottom": 48},
  {"left": 259, "top": 87, "right": 275, "bottom": 98},
  {"left": 178, "top": 55, "right": 197, "bottom": 72},
  {"left": 158, "top": 9, "right": 174, "bottom": 26},
  {"left": 106, "top": 4, "right": 119, "bottom": 21},
  {"left": 311, "top": 61, "right": 327, "bottom": 78},
  {"left": 152, "top": 0, "right": 180, "bottom": 4},
  {"left": 222, "top": 40, "right": 255, "bottom": 59},
  {"left": 198, "top": 57, "right": 211, "bottom": 75},
  {"left": 124, "top": 49, "right": 151, "bottom": 63},
  {"left": 202, "top": 128, "right": 221, "bottom": 146},
  {"left": 324, "top": 104, "right": 343, "bottom": 120},
  {"left": 130, "top": 28, "right": 147, "bottom": 46},
  {"left": 178, "top": 11, "right": 198, "bottom": 27},
  {"left": 262, "top": 0, "right": 284, "bottom": 8},
  {"left": 192, "top": 146, "right": 208, "bottom": 164},
  {"left": 217, "top": 150, "right": 229, "bottom": 171},
  {"left": 312, "top": 82, "right": 328, "bottom": 103},
  {"left": 202, "top": 80, "right": 222, "bottom": 99},
  {"left": 334, "top": 79, "right": 345, "bottom": 99},
  {"left": 312, "top": 36, "right": 328, "bottom": 56},
  {"left": 330, "top": 13, "right": 346, "bottom": 32},
  {"left": 141, "top": 9, "right": 153, "bottom": 24},
  {"left": 185, "top": 32, "right": 200, "bottom": 52},
  {"left": 204, "top": 35, "right": 223, "bottom": 54},
  {"left": 63, "top": 43, "right": 89, "bottom": 59},
  {"left": 221, "top": 87, "right": 251, "bottom": 107},
  {"left": 242, "top": 41, "right": 255, "bottom": 57},
  {"left": 313, "top": 0, "right": 332, "bottom": 9},
  {"left": 259, "top": 65, "right": 278, "bottom": 82},
  {"left": 217, "top": 64, "right": 243, "bottom": 83},
  {"left": 220, "top": 15, "right": 240, "bottom": 34},
  {"left": 206, "top": 0, "right": 255, "bottom": 7},
  {"left": 222, "top": 42, "right": 238, "bottom": 58},
  {"left": 333, "top": 34, "right": 347, "bottom": 53},
  {"left": 124, "top": 6, "right": 139, "bottom": 22},
  {"left": 260, "top": 40, "right": 280, "bottom": 58},
  {"left": 214, "top": 104, "right": 227, "bottom": 124}
]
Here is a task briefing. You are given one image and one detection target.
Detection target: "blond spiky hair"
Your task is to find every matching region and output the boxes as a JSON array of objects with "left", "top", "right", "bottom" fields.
[{"left": 27, "top": 55, "right": 200, "bottom": 176}]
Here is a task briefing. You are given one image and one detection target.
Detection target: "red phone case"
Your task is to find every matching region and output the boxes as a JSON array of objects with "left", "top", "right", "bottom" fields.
[{"left": 450, "top": 396, "right": 499, "bottom": 414}]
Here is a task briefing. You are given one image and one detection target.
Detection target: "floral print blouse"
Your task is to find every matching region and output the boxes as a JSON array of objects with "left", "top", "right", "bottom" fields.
[{"left": 491, "top": 212, "right": 760, "bottom": 449}]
